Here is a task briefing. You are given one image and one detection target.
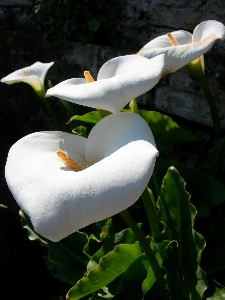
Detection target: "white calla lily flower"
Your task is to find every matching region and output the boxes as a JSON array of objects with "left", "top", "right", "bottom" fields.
[
  {"left": 46, "top": 54, "right": 165, "bottom": 114},
  {"left": 1, "top": 62, "right": 54, "bottom": 98},
  {"left": 137, "top": 20, "right": 225, "bottom": 74},
  {"left": 5, "top": 112, "right": 158, "bottom": 242}
]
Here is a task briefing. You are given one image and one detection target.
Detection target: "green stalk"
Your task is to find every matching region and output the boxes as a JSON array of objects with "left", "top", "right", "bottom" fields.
[
  {"left": 120, "top": 210, "right": 168, "bottom": 299},
  {"left": 147, "top": 188, "right": 158, "bottom": 215},
  {"left": 142, "top": 188, "right": 160, "bottom": 237},
  {"left": 41, "top": 97, "right": 63, "bottom": 131},
  {"left": 129, "top": 99, "right": 139, "bottom": 114},
  {"left": 47, "top": 80, "right": 76, "bottom": 116},
  {"left": 59, "top": 98, "right": 76, "bottom": 115},
  {"left": 152, "top": 171, "right": 161, "bottom": 199},
  {"left": 197, "top": 74, "right": 222, "bottom": 141}
]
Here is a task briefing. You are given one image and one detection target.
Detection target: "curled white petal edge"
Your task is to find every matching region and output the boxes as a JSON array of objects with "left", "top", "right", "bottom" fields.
[
  {"left": 5, "top": 113, "right": 158, "bottom": 242},
  {"left": 46, "top": 55, "right": 165, "bottom": 113}
]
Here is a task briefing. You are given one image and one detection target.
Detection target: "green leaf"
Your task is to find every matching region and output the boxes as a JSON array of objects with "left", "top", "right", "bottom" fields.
[
  {"left": 20, "top": 210, "right": 88, "bottom": 285},
  {"left": 67, "top": 111, "right": 101, "bottom": 125},
  {"left": 204, "top": 277, "right": 225, "bottom": 299},
  {"left": 87, "top": 227, "right": 138, "bottom": 272},
  {"left": 157, "top": 167, "right": 207, "bottom": 299},
  {"left": 138, "top": 110, "right": 199, "bottom": 151},
  {"left": 83, "top": 234, "right": 100, "bottom": 260},
  {"left": 58, "top": 98, "right": 76, "bottom": 115},
  {"left": 155, "top": 158, "right": 225, "bottom": 217},
  {"left": 72, "top": 126, "right": 87, "bottom": 138},
  {"left": 122, "top": 254, "right": 148, "bottom": 300},
  {"left": 207, "top": 288, "right": 225, "bottom": 300},
  {"left": 142, "top": 240, "right": 174, "bottom": 296},
  {"left": 202, "top": 220, "right": 225, "bottom": 275},
  {"left": 67, "top": 242, "right": 142, "bottom": 300},
  {"left": 204, "top": 136, "right": 225, "bottom": 176}
]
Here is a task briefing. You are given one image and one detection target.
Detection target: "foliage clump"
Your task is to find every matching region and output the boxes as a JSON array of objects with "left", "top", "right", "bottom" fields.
[{"left": 34, "top": 0, "right": 129, "bottom": 48}]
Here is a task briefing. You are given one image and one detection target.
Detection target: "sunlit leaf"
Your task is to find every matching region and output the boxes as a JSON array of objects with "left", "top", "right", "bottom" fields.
[
  {"left": 87, "top": 227, "right": 138, "bottom": 272},
  {"left": 207, "top": 288, "right": 225, "bottom": 300},
  {"left": 139, "top": 110, "right": 199, "bottom": 151},
  {"left": 67, "top": 242, "right": 142, "bottom": 300},
  {"left": 72, "top": 126, "right": 87, "bottom": 138},
  {"left": 67, "top": 111, "right": 101, "bottom": 124}
]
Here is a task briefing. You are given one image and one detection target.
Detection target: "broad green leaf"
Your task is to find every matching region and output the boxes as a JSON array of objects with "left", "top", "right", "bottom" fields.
[
  {"left": 67, "top": 242, "right": 142, "bottom": 300},
  {"left": 157, "top": 167, "right": 207, "bottom": 299},
  {"left": 202, "top": 220, "right": 225, "bottom": 275},
  {"left": 121, "top": 254, "right": 148, "bottom": 300},
  {"left": 87, "top": 227, "right": 138, "bottom": 271},
  {"left": 207, "top": 288, "right": 225, "bottom": 299},
  {"left": 67, "top": 111, "right": 101, "bottom": 125},
  {"left": 97, "top": 109, "right": 112, "bottom": 119},
  {"left": 155, "top": 158, "right": 225, "bottom": 217},
  {"left": 204, "top": 278, "right": 225, "bottom": 299},
  {"left": 139, "top": 110, "right": 199, "bottom": 151},
  {"left": 204, "top": 136, "right": 225, "bottom": 176},
  {"left": 20, "top": 210, "right": 88, "bottom": 285},
  {"left": 142, "top": 240, "right": 174, "bottom": 296}
]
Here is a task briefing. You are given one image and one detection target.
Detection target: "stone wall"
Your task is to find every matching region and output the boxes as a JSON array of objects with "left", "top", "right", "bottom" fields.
[
  {"left": 0, "top": 0, "right": 225, "bottom": 131},
  {"left": 1, "top": 0, "right": 225, "bottom": 131}
]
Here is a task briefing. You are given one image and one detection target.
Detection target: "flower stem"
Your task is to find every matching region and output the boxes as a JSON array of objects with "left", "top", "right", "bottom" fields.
[
  {"left": 197, "top": 74, "right": 222, "bottom": 141},
  {"left": 129, "top": 99, "right": 139, "bottom": 114},
  {"left": 152, "top": 171, "right": 161, "bottom": 199},
  {"left": 41, "top": 97, "right": 63, "bottom": 131},
  {"left": 47, "top": 80, "right": 76, "bottom": 115},
  {"left": 59, "top": 98, "right": 76, "bottom": 115},
  {"left": 142, "top": 188, "right": 160, "bottom": 237},
  {"left": 120, "top": 210, "right": 168, "bottom": 299}
]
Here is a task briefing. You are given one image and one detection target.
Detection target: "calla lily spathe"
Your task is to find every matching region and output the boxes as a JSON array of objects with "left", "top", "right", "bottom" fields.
[
  {"left": 5, "top": 113, "right": 158, "bottom": 242},
  {"left": 1, "top": 61, "right": 54, "bottom": 98},
  {"left": 46, "top": 54, "right": 165, "bottom": 114},
  {"left": 137, "top": 20, "right": 225, "bottom": 74}
]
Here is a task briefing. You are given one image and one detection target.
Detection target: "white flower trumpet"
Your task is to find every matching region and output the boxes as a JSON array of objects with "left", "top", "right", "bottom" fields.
[
  {"left": 1, "top": 61, "right": 54, "bottom": 98},
  {"left": 137, "top": 20, "right": 225, "bottom": 75},
  {"left": 5, "top": 113, "right": 158, "bottom": 242},
  {"left": 46, "top": 54, "right": 165, "bottom": 114}
]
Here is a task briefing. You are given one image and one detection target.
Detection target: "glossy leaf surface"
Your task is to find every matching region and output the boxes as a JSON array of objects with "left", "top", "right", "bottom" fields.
[
  {"left": 157, "top": 167, "right": 207, "bottom": 299},
  {"left": 155, "top": 158, "right": 225, "bottom": 216},
  {"left": 67, "top": 242, "right": 142, "bottom": 300},
  {"left": 139, "top": 110, "right": 199, "bottom": 151}
]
